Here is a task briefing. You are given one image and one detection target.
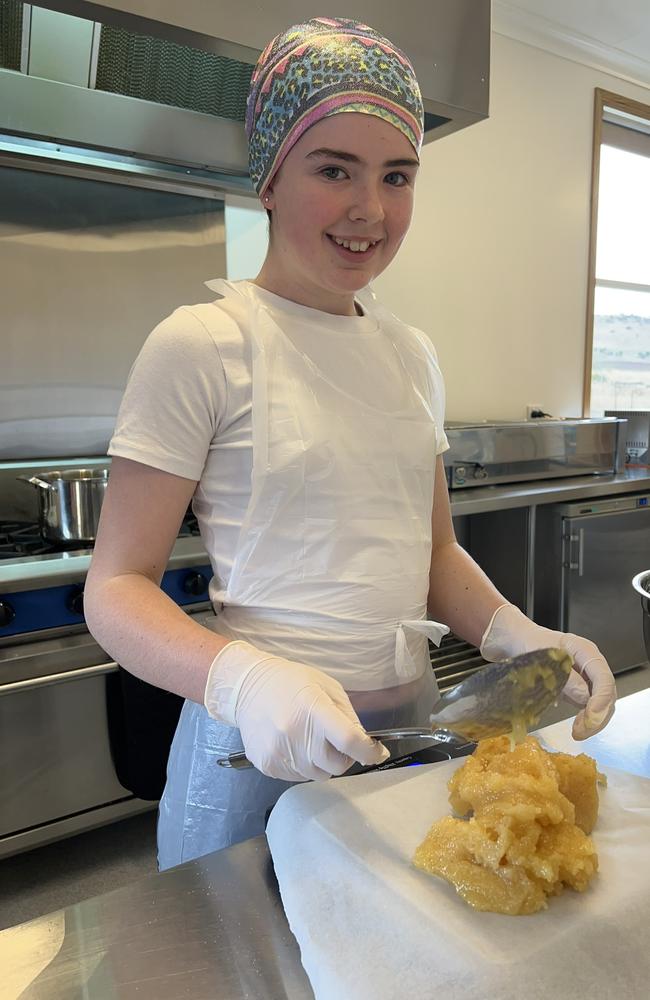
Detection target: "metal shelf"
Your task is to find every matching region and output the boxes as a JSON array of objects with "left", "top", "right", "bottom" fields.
[{"left": 430, "top": 633, "right": 486, "bottom": 692}]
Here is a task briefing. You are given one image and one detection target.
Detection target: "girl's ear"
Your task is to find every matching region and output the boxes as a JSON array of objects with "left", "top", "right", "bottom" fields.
[{"left": 262, "top": 188, "right": 275, "bottom": 211}]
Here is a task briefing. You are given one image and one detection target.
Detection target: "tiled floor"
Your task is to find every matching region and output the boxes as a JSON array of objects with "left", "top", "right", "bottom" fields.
[
  {"left": 1, "top": 663, "right": 648, "bottom": 933},
  {"left": 0, "top": 809, "right": 158, "bottom": 932}
]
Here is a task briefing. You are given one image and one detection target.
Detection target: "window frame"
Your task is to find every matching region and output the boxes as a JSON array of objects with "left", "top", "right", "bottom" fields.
[{"left": 583, "top": 88, "right": 650, "bottom": 415}]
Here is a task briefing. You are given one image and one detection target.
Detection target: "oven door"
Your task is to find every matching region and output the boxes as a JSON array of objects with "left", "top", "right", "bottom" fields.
[{"left": 0, "top": 632, "right": 140, "bottom": 857}]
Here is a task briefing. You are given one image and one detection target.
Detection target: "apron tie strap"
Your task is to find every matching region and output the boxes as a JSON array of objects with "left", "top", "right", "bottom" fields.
[{"left": 395, "top": 619, "right": 449, "bottom": 680}]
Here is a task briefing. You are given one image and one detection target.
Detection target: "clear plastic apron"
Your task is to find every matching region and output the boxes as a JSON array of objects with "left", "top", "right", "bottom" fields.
[
  {"left": 206, "top": 278, "right": 447, "bottom": 697},
  {"left": 158, "top": 281, "right": 447, "bottom": 869}
]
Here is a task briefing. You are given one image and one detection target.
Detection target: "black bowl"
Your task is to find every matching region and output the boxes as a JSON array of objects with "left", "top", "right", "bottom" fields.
[{"left": 632, "top": 571, "right": 650, "bottom": 660}]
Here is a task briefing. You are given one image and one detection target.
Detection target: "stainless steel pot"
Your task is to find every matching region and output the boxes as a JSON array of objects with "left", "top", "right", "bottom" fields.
[
  {"left": 19, "top": 468, "right": 109, "bottom": 544},
  {"left": 632, "top": 570, "right": 650, "bottom": 661}
]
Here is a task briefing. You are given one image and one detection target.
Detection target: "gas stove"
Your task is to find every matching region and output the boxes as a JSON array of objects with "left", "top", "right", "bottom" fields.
[
  {"left": 0, "top": 521, "right": 56, "bottom": 559},
  {"left": 0, "top": 458, "right": 216, "bottom": 858},
  {"left": 0, "top": 510, "right": 201, "bottom": 560},
  {"left": 0, "top": 510, "right": 212, "bottom": 641}
]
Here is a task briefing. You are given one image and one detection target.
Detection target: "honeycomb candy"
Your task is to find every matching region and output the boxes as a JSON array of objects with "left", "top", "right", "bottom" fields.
[
  {"left": 552, "top": 750, "right": 604, "bottom": 835},
  {"left": 413, "top": 736, "right": 603, "bottom": 915}
]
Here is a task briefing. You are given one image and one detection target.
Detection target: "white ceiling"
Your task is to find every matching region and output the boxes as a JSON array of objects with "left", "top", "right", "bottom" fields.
[{"left": 493, "top": 0, "right": 650, "bottom": 87}]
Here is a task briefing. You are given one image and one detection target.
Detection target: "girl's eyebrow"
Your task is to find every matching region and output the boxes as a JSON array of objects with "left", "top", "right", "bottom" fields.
[{"left": 305, "top": 147, "right": 420, "bottom": 168}]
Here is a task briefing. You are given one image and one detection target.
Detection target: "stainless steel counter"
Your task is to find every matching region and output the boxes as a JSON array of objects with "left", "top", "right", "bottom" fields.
[
  {"left": 3, "top": 836, "right": 313, "bottom": 1000},
  {"left": 449, "top": 468, "right": 650, "bottom": 516},
  {"left": 4, "top": 690, "right": 650, "bottom": 1000}
]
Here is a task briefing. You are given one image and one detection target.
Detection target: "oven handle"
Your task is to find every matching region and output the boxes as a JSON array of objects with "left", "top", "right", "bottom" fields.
[{"left": 0, "top": 662, "right": 118, "bottom": 696}]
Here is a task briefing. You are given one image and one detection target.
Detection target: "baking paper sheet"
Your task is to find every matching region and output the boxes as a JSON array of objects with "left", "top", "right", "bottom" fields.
[{"left": 266, "top": 758, "right": 650, "bottom": 1000}]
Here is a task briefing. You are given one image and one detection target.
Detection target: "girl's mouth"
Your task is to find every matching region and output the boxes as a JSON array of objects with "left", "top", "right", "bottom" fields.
[{"left": 326, "top": 234, "right": 381, "bottom": 261}]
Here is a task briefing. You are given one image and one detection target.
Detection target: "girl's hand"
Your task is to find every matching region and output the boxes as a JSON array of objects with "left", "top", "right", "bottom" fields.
[
  {"left": 204, "top": 641, "right": 389, "bottom": 780},
  {"left": 480, "top": 604, "right": 617, "bottom": 740}
]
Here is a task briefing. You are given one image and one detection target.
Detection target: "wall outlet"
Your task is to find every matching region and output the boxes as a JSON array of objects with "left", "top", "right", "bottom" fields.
[{"left": 526, "top": 404, "right": 543, "bottom": 419}]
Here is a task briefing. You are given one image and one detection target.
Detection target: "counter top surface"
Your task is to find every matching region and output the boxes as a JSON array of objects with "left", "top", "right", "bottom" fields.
[
  {"left": 3, "top": 690, "right": 649, "bottom": 1000},
  {"left": 449, "top": 467, "right": 650, "bottom": 515}
]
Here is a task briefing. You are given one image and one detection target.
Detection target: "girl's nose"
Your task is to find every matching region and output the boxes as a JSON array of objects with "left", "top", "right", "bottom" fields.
[{"left": 348, "top": 185, "right": 385, "bottom": 225}]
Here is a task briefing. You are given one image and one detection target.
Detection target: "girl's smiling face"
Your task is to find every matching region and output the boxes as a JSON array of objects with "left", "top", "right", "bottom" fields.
[{"left": 256, "top": 113, "right": 419, "bottom": 315}]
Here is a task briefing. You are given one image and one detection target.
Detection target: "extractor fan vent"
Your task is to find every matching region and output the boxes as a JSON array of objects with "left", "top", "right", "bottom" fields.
[
  {"left": 95, "top": 24, "right": 253, "bottom": 122},
  {"left": 0, "top": 0, "right": 23, "bottom": 71}
]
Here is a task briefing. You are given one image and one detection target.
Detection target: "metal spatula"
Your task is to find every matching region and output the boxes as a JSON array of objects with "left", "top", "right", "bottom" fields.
[{"left": 216, "top": 647, "right": 573, "bottom": 770}]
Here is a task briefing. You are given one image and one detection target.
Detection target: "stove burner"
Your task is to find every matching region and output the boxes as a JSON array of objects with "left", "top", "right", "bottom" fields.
[
  {"left": 0, "top": 509, "right": 200, "bottom": 559},
  {"left": 178, "top": 511, "right": 200, "bottom": 537},
  {"left": 0, "top": 521, "right": 56, "bottom": 559}
]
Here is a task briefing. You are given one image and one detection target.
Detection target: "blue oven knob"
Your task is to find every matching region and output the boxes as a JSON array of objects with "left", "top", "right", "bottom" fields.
[
  {"left": 0, "top": 600, "right": 16, "bottom": 628},
  {"left": 182, "top": 572, "right": 208, "bottom": 597},
  {"left": 67, "top": 586, "right": 85, "bottom": 617}
]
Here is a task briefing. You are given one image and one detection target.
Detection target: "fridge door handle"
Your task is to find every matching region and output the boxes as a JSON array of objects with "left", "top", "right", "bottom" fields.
[
  {"left": 565, "top": 530, "right": 584, "bottom": 575},
  {"left": 577, "top": 527, "right": 584, "bottom": 577}
]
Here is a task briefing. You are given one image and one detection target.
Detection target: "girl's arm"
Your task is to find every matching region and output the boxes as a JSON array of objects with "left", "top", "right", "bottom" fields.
[
  {"left": 426, "top": 455, "right": 616, "bottom": 738},
  {"left": 84, "top": 456, "right": 229, "bottom": 704}
]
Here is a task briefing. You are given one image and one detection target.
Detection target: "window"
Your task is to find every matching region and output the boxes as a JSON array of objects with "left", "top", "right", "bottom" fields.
[{"left": 585, "top": 90, "right": 650, "bottom": 417}]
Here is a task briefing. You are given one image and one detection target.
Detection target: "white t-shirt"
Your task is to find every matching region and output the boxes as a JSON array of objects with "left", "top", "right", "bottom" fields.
[{"left": 109, "top": 280, "right": 449, "bottom": 611}]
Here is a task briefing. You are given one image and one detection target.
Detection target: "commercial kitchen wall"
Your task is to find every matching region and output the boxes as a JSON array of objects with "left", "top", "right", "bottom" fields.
[{"left": 226, "top": 32, "right": 650, "bottom": 423}]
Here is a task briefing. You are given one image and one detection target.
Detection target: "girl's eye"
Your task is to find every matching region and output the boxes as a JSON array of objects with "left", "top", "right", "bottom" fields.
[
  {"left": 385, "top": 171, "right": 409, "bottom": 187},
  {"left": 320, "top": 166, "right": 348, "bottom": 180}
]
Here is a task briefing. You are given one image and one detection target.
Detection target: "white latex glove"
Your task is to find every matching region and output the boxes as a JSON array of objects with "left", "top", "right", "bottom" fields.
[
  {"left": 480, "top": 603, "right": 617, "bottom": 741},
  {"left": 204, "top": 640, "right": 390, "bottom": 781}
]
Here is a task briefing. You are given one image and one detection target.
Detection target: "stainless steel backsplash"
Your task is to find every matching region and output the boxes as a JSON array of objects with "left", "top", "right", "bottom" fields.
[{"left": 1, "top": 165, "right": 226, "bottom": 460}]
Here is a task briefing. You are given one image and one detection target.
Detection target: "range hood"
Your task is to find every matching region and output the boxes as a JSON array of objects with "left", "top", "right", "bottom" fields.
[{"left": 0, "top": 0, "right": 490, "bottom": 189}]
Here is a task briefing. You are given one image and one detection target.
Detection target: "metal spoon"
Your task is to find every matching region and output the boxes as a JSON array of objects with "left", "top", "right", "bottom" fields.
[{"left": 216, "top": 647, "right": 573, "bottom": 770}]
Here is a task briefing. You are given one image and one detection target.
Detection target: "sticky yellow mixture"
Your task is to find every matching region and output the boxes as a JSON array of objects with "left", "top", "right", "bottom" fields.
[
  {"left": 449, "top": 652, "right": 572, "bottom": 744},
  {"left": 413, "top": 736, "right": 606, "bottom": 915}
]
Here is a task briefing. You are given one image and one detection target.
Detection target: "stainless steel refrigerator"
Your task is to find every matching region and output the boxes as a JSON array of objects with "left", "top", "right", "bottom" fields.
[{"left": 542, "top": 494, "right": 650, "bottom": 674}]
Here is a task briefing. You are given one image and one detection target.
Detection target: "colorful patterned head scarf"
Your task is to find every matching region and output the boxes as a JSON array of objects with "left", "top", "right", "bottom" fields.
[{"left": 245, "top": 17, "right": 424, "bottom": 197}]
